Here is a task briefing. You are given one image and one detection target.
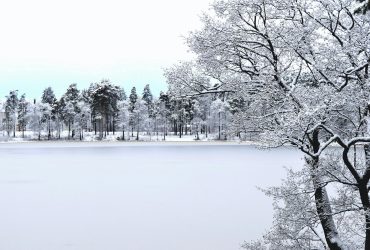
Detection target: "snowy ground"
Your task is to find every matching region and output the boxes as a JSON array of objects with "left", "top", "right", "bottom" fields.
[
  {"left": 0, "top": 143, "right": 303, "bottom": 250},
  {"left": 0, "top": 130, "right": 254, "bottom": 143}
]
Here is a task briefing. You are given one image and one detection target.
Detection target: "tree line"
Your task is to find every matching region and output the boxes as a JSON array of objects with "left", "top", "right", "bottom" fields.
[{"left": 1, "top": 80, "right": 256, "bottom": 141}]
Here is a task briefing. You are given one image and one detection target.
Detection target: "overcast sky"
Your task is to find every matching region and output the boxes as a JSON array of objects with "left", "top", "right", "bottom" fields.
[{"left": 0, "top": 0, "right": 213, "bottom": 100}]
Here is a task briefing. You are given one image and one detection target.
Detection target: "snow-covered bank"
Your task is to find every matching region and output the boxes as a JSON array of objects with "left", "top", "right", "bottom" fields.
[{"left": 0, "top": 130, "right": 262, "bottom": 146}]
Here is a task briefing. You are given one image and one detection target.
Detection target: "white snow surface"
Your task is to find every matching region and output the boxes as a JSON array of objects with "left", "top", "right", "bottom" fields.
[{"left": 0, "top": 142, "right": 303, "bottom": 250}]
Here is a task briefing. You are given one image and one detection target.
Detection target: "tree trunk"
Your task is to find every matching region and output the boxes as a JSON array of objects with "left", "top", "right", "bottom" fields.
[
  {"left": 307, "top": 130, "right": 343, "bottom": 250},
  {"left": 163, "top": 120, "right": 166, "bottom": 141},
  {"left": 174, "top": 120, "right": 177, "bottom": 135},
  {"left": 99, "top": 119, "right": 103, "bottom": 140},
  {"left": 48, "top": 119, "right": 51, "bottom": 140},
  {"left": 136, "top": 115, "right": 139, "bottom": 141},
  {"left": 307, "top": 156, "right": 343, "bottom": 250},
  {"left": 361, "top": 144, "right": 370, "bottom": 249},
  {"left": 113, "top": 118, "right": 115, "bottom": 135},
  {"left": 218, "top": 112, "right": 221, "bottom": 140},
  {"left": 106, "top": 114, "right": 109, "bottom": 135},
  {"left": 179, "top": 123, "right": 182, "bottom": 138},
  {"left": 68, "top": 121, "right": 71, "bottom": 139}
]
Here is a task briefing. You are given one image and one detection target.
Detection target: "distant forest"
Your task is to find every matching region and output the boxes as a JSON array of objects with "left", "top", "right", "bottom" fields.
[{"left": 0, "top": 80, "right": 253, "bottom": 141}]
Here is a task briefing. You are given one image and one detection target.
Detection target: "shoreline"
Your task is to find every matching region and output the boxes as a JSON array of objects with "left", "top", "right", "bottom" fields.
[
  {"left": 0, "top": 139, "right": 269, "bottom": 148},
  {"left": 0, "top": 139, "right": 256, "bottom": 145}
]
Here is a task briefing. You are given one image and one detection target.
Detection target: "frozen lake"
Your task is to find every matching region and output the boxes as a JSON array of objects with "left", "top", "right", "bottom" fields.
[{"left": 0, "top": 142, "right": 303, "bottom": 250}]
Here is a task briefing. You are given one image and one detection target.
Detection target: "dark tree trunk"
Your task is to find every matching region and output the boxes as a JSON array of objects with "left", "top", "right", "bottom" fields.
[
  {"left": 179, "top": 123, "right": 182, "bottom": 138},
  {"left": 308, "top": 130, "right": 343, "bottom": 250},
  {"left": 205, "top": 124, "right": 208, "bottom": 138},
  {"left": 113, "top": 119, "right": 115, "bottom": 135},
  {"left": 48, "top": 119, "right": 51, "bottom": 140},
  {"left": 361, "top": 144, "right": 370, "bottom": 249},
  {"left": 68, "top": 121, "right": 71, "bottom": 139},
  {"left": 136, "top": 115, "right": 139, "bottom": 141},
  {"left": 106, "top": 114, "right": 109, "bottom": 135}
]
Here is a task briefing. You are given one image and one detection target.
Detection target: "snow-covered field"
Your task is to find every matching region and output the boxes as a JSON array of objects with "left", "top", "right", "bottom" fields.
[{"left": 0, "top": 143, "right": 303, "bottom": 250}]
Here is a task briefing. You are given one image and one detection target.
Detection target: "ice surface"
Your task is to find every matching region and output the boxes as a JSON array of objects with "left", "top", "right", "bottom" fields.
[{"left": 0, "top": 142, "right": 303, "bottom": 250}]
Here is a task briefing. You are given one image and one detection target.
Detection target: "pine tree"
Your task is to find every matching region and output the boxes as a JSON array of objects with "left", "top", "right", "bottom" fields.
[
  {"left": 129, "top": 87, "right": 138, "bottom": 112},
  {"left": 89, "top": 80, "right": 121, "bottom": 139},
  {"left": 5, "top": 90, "right": 19, "bottom": 137},
  {"left": 119, "top": 87, "right": 127, "bottom": 101},
  {"left": 41, "top": 87, "right": 57, "bottom": 139},
  {"left": 17, "top": 94, "right": 28, "bottom": 138},
  {"left": 142, "top": 84, "right": 154, "bottom": 137},
  {"left": 62, "top": 84, "right": 81, "bottom": 139},
  {"left": 64, "top": 84, "right": 80, "bottom": 104},
  {"left": 129, "top": 87, "right": 138, "bottom": 137},
  {"left": 142, "top": 84, "right": 154, "bottom": 116},
  {"left": 41, "top": 87, "right": 57, "bottom": 105}
]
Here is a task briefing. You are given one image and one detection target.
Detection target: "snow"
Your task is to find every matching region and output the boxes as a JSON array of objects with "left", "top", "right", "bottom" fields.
[
  {"left": 0, "top": 130, "right": 255, "bottom": 143},
  {"left": 0, "top": 143, "right": 303, "bottom": 250}
]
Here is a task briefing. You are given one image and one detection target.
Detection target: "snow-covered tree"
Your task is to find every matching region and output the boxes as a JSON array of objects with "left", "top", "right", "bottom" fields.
[
  {"left": 89, "top": 80, "right": 121, "bottom": 139},
  {"left": 61, "top": 84, "right": 81, "bottom": 139},
  {"left": 142, "top": 84, "right": 155, "bottom": 137},
  {"left": 210, "top": 99, "right": 229, "bottom": 140},
  {"left": 165, "top": 0, "right": 370, "bottom": 248},
  {"left": 191, "top": 99, "right": 203, "bottom": 140},
  {"left": 41, "top": 87, "right": 57, "bottom": 139},
  {"left": 17, "top": 94, "right": 28, "bottom": 138},
  {"left": 133, "top": 99, "right": 148, "bottom": 140},
  {"left": 5, "top": 90, "right": 18, "bottom": 137},
  {"left": 119, "top": 87, "right": 127, "bottom": 101},
  {"left": 27, "top": 101, "right": 50, "bottom": 140},
  {"left": 129, "top": 87, "right": 138, "bottom": 137},
  {"left": 158, "top": 91, "right": 171, "bottom": 140},
  {"left": 117, "top": 100, "right": 130, "bottom": 140},
  {"left": 75, "top": 101, "right": 91, "bottom": 140},
  {"left": 142, "top": 84, "right": 154, "bottom": 115}
]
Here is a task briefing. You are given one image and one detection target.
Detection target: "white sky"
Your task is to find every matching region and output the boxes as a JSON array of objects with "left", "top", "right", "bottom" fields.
[{"left": 0, "top": 0, "right": 213, "bottom": 100}]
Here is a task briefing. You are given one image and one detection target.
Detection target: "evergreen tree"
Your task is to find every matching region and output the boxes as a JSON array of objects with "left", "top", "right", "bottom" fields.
[
  {"left": 41, "top": 87, "right": 57, "bottom": 139},
  {"left": 5, "top": 90, "right": 19, "bottom": 137},
  {"left": 17, "top": 94, "right": 28, "bottom": 138},
  {"left": 129, "top": 87, "right": 138, "bottom": 112},
  {"left": 129, "top": 87, "right": 138, "bottom": 137},
  {"left": 142, "top": 84, "right": 154, "bottom": 117},
  {"left": 54, "top": 97, "right": 65, "bottom": 139},
  {"left": 89, "top": 80, "right": 121, "bottom": 139},
  {"left": 159, "top": 91, "right": 171, "bottom": 140},
  {"left": 142, "top": 84, "right": 154, "bottom": 136},
  {"left": 62, "top": 84, "right": 81, "bottom": 139},
  {"left": 64, "top": 84, "right": 80, "bottom": 104},
  {"left": 41, "top": 87, "right": 57, "bottom": 105},
  {"left": 119, "top": 87, "right": 127, "bottom": 101}
]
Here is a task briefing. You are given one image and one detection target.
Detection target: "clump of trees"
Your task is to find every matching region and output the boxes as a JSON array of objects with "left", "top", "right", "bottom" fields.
[
  {"left": 164, "top": 0, "right": 370, "bottom": 248},
  {"left": 1, "top": 79, "right": 246, "bottom": 141}
]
